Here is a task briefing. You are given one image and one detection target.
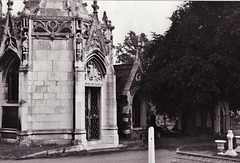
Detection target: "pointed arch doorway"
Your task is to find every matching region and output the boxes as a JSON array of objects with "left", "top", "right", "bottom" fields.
[
  {"left": 131, "top": 90, "right": 147, "bottom": 129},
  {"left": 0, "top": 50, "right": 20, "bottom": 139},
  {"left": 132, "top": 94, "right": 140, "bottom": 128},
  {"left": 84, "top": 56, "right": 105, "bottom": 142}
]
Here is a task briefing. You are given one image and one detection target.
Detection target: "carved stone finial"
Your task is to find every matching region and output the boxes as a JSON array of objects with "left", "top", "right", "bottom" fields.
[
  {"left": 22, "top": 0, "right": 30, "bottom": 16},
  {"left": 92, "top": 0, "right": 99, "bottom": 14},
  {"left": 102, "top": 11, "right": 108, "bottom": 24},
  {"left": 23, "top": 0, "right": 28, "bottom": 6},
  {"left": 7, "top": 0, "right": 13, "bottom": 12}
]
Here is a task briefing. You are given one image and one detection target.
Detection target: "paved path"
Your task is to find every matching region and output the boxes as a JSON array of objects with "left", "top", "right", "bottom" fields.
[{"left": 1, "top": 149, "right": 176, "bottom": 163}]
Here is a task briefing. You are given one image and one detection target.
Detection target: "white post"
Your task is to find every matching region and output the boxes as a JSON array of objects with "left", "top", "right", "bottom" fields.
[
  {"left": 225, "top": 130, "right": 238, "bottom": 156},
  {"left": 148, "top": 127, "right": 155, "bottom": 163}
]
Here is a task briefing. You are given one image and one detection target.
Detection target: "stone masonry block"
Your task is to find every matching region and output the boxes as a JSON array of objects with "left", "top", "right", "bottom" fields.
[
  {"left": 61, "top": 86, "right": 68, "bottom": 93},
  {"left": 59, "top": 122, "right": 72, "bottom": 129},
  {"left": 32, "top": 122, "right": 44, "bottom": 130},
  {"left": 69, "top": 50, "right": 74, "bottom": 60},
  {"left": 33, "top": 107, "right": 56, "bottom": 114},
  {"left": 33, "top": 39, "right": 52, "bottom": 50},
  {"left": 47, "top": 85, "right": 61, "bottom": 93},
  {"left": 57, "top": 114, "right": 72, "bottom": 122},
  {"left": 58, "top": 50, "right": 72, "bottom": 61},
  {"left": 67, "top": 40, "right": 73, "bottom": 50},
  {"left": 43, "top": 122, "right": 60, "bottom": 129},
  {"left": 33, "top": 93, "right": 44, "bottom": 99},
  {"left": 27, "top": 115, "right": 32, "bottom": 122},
  {"left": 47, "top": 99, "right": 61, "bottom": 107},
  {"left": 68, "top": 86, "right": 73, "bottom": 92},
  {"left": 38, "top": 72, "right": 48, "bottom": 80},
  {"left": 33, "top": 61, "right": 52, "bottom": 72},
  {"left": 34, "top": 81, "right": 44, "bottom": 86},
  {"left": 47, "top": 50, "right": 59, "bottom": 61},
  {"left": 35, "top": 85, "right": 47, "bottom": 93},
  {"left": 45, "top": 81, "right": 56, "bottom": 86},
  {"left": 32, "top": 50, "right": 36, "bottom": 61},
  {"left": 28, "top": 72, "right": 38, "bottom": 81},
  {"left": 60, "top": 72, "right": 73, "bottom": 81},
  {"left": 35, "top": 99, "right": 46, "bottom": 106},
  {"left": 61, "top": 99, "right": 71, "bottom": 107},
  {"left": 28, "top": 81, "right": 33, "bottom": 86},
  {"left": 48, "top": 72, "right": 61, "bottom": 81},
  {"left": 53, "top": 61, "right": 73, "bottom": 72},
  {"left": 55, "top": 106, "right": 72, "bottom": 114},
  {"left": 66, "top": 72, "right": 73, "bottom": 81},
  {"left": 44, "top": 93, "right": 56, "bottom": 100},
  {"left": 53, "top": 40, "right": 67, "bottom": 50},
  {"left": 28, "top": 99, "right": 36, "bottom": 106},
  {"left": 34, "top": 114, "right": 71, "bottom": 122},
  {"left": 36, "top": 50, "right": 49, "bottom": 61},
  {"left": 57, "top": 92, "right": 72, "bottom": 100},
  {"left": 56, "top": 81, "right": 73, "bottom": 86},
  {"left": 34, "top": 114, "right": 51, "bottom": 122},
  {"left": 29, "top": 86, "right": 35, "bottom": 93},
  {"left": 60, "top": 72, "right": 68, "bottom": 80}
]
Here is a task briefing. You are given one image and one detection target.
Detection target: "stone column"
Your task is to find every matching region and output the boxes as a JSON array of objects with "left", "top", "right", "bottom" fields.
[
  {"left": 74, "top": 69, "right": 87, "bottom": 147},
  {"left": 225, "top": 102, "right": 230, "bottom": 132},
  {"left": 102, "top": 70, "right": 119, "bottom": 146},
  {"left": 18, "top": 68, "right": 29, "bottom": 145},
  {"left": 214, "top": 103, "right": 220, "bottom": 135},
  {"left": 18, "top": 16, "right": 30, "bottom": 145}
]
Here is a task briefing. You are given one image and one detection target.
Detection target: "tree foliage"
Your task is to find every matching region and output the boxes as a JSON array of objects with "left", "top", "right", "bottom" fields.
[
  {"left": 143, "top": 1, "right": 240, "bottom": 115},
  {"left": 115, "top": 31, "right": 149, "bottom": 64}
]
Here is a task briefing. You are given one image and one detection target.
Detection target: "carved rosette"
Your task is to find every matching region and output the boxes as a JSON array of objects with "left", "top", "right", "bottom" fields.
[{"left": 85, "top": 61, "right": 102, "bottom": 83}]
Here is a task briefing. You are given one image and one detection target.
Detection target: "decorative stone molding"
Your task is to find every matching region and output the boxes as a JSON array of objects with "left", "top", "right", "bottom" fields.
[
  {"left": 21, "top": 18, "right": 29, "bottom": 68},
  {"left": 85, "top": 61, "right": 102, "bottom": 83},
  {"left": 75, "top": 19, "right": 83, "bottom": 62},
  {"left": 32, "top": 20, "right": 72, "bottom": 39}
]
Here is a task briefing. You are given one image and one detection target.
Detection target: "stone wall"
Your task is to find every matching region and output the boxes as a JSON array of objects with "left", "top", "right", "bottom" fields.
[{"left": 28, "top": 39, "right": 74, "bottom": 140}]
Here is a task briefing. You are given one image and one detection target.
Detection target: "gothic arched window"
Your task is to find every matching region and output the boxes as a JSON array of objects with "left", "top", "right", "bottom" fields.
[{"left": 7, "top": 60, "right": 19, "bottom": 103}]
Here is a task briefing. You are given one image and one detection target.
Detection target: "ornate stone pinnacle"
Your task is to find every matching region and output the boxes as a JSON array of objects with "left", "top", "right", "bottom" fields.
[
  {"left": 7, "top": 0, "right": 13, "bottom": 12},
  {"left": 102, "top": 11, "right": 108, "bottom": 23},
  {"left": 23, "top": 0, "right": 28, "bottom": 6},
  {"left": 92, "top": 0, "right": 99, "bottom": 14},
  {"left": 22, "top": 0, "right": 30, "bottom": 16}
]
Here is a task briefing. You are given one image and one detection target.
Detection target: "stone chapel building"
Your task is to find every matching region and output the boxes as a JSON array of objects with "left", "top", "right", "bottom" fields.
[
  {"left": 0, "top": 0, "right": 119, "bottom": 148},
  {"left": 114, "top": 58, "right": 151, "bottom": 139}
]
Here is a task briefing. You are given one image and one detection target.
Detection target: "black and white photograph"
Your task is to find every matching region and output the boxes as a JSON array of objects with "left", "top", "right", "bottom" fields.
[{"left": 0, "top": 0, "right": 240, "bottom": 162}]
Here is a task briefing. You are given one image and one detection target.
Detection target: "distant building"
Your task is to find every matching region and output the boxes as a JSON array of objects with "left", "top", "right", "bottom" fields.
[
  {"left": 0, "top": 0, "right": 118, "bottom": 148},
  {"left": 114, "top": 59, "right": 153, "bottom": 139},
  {"left": 177, "top": 101, "right": 230, "bottom": 135}
]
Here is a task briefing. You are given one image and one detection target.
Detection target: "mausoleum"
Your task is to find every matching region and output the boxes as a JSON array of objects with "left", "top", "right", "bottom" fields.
[{"left": 0, "top": 0, "right": 118, "bottom": 148}]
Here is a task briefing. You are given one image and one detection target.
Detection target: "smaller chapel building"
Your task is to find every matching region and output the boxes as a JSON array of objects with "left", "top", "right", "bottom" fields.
[
  {"left": 0, "top": 0, "right": 118, "bottom": 148},
  {"left": 115, "top": 58, "right": 153, "bottom": 139}
]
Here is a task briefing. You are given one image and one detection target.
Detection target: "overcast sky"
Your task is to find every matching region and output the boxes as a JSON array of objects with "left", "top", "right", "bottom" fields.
[{"left": 2, "top": 0, "right": 183, "bottom": 45}]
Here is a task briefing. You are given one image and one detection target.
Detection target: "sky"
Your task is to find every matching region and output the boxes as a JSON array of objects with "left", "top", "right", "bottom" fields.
[{"left": 1, "top": 0, "right": 183, "bottom": 45}]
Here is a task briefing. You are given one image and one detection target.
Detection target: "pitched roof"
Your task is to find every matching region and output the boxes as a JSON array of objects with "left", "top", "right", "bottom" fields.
[{"left": 114, "top": 63, "right": 133, "bottom": 98}]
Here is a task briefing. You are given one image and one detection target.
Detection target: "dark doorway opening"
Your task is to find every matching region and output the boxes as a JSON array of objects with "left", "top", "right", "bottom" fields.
[
  {"left": 133, "top": 94, "right": 140, "bottom": 128},
  {"left": 85, "top": 87, "right": 101, "bottom": 141}
]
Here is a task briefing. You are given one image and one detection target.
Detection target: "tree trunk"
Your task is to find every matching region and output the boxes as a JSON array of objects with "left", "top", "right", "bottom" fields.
[{"left": 182, "top": 109, "right": 199, "bottom": 136}]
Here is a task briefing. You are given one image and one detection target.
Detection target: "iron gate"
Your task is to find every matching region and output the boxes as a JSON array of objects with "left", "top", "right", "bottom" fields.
[{"left": 85, "top": 87, "right": 100, "bottom": 141}]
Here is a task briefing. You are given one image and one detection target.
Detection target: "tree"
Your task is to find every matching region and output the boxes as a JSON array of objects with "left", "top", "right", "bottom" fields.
[
  {"left": 142, "top": 1, "right": 240, "bottom": 135},
  {"left": 115, "top": 31, "right": 149, "bottom": 64}
]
